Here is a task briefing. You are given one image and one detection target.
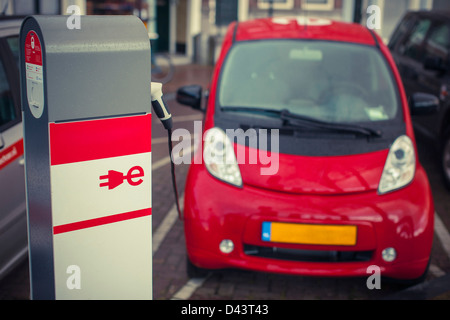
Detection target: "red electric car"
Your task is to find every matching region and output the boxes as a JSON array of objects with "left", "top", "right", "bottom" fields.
[{"left": 176, "top": 17, "right": 436, "bottom": 283}]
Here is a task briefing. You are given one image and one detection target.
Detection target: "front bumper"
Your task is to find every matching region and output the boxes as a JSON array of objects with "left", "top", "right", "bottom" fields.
[{"left": 183, "top": 164, "right": 434, "bottom": 280}]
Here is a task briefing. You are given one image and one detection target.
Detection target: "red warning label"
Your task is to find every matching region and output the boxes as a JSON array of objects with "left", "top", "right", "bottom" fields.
[
  {"left": 24, "top": 31, "right": 43, "bottom": 66},
  {"left": 24, "top": 30, "right": 45, "bottom": 119}
]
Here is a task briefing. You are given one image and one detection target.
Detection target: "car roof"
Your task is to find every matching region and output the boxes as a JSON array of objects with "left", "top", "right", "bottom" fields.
[
  {"left": 0, "top": 16, "right": 24, "bottom": 26},
  {"left": 406, "top": 9, "right": 450, "bottom": 19},
  {"left": 233, "top": 17, "right": 377, "bottom": 46},
  {"left": 0, "top": 16, "right": 23, "bottom": 36}
]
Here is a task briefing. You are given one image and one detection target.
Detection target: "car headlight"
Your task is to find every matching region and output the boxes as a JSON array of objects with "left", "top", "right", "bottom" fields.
[
  {"left": 203, "top": 127, "right": 243, "bottom": 188},
  {"left": 378, "top": 135, "right": 416, "bottom": 194}
]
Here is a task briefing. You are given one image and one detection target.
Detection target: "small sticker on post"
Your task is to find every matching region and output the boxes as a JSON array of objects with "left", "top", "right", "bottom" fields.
[{"left": 25, "top": 31, "right": 45, "bottom": 119}]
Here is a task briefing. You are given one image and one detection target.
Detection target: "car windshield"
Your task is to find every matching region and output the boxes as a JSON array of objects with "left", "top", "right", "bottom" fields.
[{"left": 219, "top": 40, "right": 399, "bottom": 124}]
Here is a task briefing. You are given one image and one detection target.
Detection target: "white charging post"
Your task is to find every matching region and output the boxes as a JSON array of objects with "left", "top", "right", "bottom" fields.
[{"left": 20, "top": 15, "right": 153, "bottom": 300}]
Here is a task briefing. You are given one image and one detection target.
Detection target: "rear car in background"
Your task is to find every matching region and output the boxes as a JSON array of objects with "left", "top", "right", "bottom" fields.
[
  {"left": 177, "top": 17, "right": 436, "bottom": 283},
  {"left": 389, "top": 10, "right": 450, "bottom": 189},
  {"left": 0, "top": 17, "right": 27, "bottom": 282}
]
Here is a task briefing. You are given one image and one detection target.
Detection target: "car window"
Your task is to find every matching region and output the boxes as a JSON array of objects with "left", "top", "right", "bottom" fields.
[
  {"left": 0, "top": 57, "right": 16, "bottom": 130},
  {"left": 6, "top": 36, "right": 19, "bottom": 68},
  {"left": 389, "top": 15, "right": 416, "bottom": 50},
  {"left": 425, "top": 23, "right": 450, "bottom": 67},
  {"left": 400, "top": 18, "right": 431, "bottom": 61},
  {"left": 219, "top": 40, "right": 399, "bottom": 124}
]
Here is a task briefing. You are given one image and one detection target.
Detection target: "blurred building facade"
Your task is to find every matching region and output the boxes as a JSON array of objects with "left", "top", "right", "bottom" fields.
[{"left": 2, "top": 0, "right": 449, "bottom": 65}]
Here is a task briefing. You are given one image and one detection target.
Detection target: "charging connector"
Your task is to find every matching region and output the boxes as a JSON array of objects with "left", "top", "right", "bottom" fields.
[
  {"left": 151, "top": 82, "right": 182, "bottom": 220},
  {"left": 151, "top": 82, "right": 173, "bottom": 130}
]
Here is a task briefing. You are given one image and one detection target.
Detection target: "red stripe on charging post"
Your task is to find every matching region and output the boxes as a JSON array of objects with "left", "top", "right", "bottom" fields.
[
  {"left": 53, "top": 208, "right": 152, "bottom": 235},
  {"left": 49, "top": 114, "right": 151, "bottom": 166}
]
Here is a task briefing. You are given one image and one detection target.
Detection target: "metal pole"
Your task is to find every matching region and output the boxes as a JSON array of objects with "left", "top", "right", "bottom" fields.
[
  {"left": 354, "top": 0, "right": 363, "bottom": 23},
  {"left": 136, "top": 0, "right": 143, "bottom": 19},
  {"left": 268, "top": 0, "right": 274, "bottom": 17},
  {"left": 34, "top": 0, "right": 41, "bottom": 14}
]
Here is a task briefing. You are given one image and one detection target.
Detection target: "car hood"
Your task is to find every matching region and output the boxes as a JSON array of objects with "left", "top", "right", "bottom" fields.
[{"left": 236, "top": 144, "right": 388, "bottom": 195}]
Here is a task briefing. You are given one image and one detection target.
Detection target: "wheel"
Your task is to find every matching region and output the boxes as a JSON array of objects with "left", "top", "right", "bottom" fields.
[
  {"left": 151, "top": 54, "right": 175, "bottom": 84},
  {"left": 186, "top": 255, "right": 210, "bottom": 279},
  {"left": 441, "top": 127, "right": 450, "bottom": 190}
]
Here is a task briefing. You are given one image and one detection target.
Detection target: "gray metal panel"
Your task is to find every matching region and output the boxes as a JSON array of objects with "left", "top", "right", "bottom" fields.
[{"left": 33, "top": 15, "right": 152, "bottom": 122}]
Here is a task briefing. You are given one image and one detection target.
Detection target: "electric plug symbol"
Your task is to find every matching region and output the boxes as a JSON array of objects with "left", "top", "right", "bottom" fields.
[{"left": 99, "top": 166, "right": 144, "bottom": 190}]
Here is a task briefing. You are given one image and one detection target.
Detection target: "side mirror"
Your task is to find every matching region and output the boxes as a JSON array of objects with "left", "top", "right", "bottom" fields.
[
  {"left": 176, "top": 85, "right": 203, "bottom": 111},
  {"left": 410, "top": 93, "right": 439, "bottom": 116}
]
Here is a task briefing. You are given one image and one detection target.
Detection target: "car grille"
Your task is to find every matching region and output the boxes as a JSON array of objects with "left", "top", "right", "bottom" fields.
[{"left": 243, "top": 244, "right": 373, "bottom": 263}]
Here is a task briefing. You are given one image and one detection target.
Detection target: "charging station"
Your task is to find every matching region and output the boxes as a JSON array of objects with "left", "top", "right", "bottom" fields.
[{"left": 20, "top": 15, "right": 153, "bottom": 300}]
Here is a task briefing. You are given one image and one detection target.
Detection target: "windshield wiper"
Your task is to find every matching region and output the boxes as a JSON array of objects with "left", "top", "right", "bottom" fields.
[
  {"left": 221, "top": 106, "right": 284, "bottom": 117},
  {"left": 220, "top": 107, "right": 382, "bottom": 137},
  {"left": 279, "top": 110, "right": 382, "bottom": 137}
]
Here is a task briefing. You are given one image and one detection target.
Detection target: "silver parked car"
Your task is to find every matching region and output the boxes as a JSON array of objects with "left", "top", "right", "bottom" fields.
[{"left": 0, "top": 17, "right": 27, "bottom": 282}]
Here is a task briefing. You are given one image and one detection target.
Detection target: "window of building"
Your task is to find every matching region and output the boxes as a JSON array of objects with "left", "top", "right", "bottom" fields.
[
  {"left": 302, "top": 0, "right": 335, "bottom": 11},
  {"left": 257, "top": 0, "right": 295, "bottom": 10},
  {"left": 216, "top": 0, "right": 238, "bottom": 26}
]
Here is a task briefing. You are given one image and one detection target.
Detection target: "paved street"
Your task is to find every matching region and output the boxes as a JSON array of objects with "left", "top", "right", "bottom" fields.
[{"left": 1, "top": 63, "right": 450, "bottom": 300}]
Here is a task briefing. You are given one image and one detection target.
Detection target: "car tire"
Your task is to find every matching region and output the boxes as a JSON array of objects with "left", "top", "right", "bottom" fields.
[
  {"left": 441, "top": 127, "right": 450, "bottom": 190},
  {"left": 186, "top": 255, "right": 210, "bottom": 279}
]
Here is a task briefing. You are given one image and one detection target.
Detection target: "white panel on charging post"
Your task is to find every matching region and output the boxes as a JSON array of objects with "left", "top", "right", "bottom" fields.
[
  {"left": 20, "top": 15, "right": 153, "bottom": 300},
  {"left": 50, "top": 115, "right": 152, "bottom": 299}
]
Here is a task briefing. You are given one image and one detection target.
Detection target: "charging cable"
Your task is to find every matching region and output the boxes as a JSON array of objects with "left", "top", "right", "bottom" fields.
[{"left": 151, "top": 82, "right": 182, "bottom": 220}]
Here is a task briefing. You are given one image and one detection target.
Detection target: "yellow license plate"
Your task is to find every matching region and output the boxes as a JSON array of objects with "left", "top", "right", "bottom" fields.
[{"left": 262, "top": 222, "right": 357, "bottom": 246}]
